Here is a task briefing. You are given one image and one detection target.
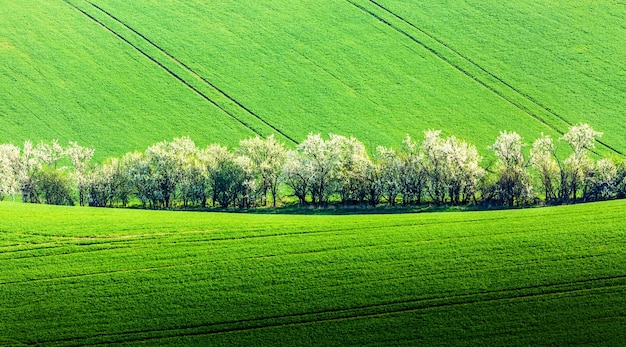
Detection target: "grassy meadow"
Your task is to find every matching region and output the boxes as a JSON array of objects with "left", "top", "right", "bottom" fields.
[
  {"left": 1, "top": 201, "right": 626, "bottom": 345},
  {"left": 7, "top": 1, "right": 626, "bottom": 159},
  {"left": 2, "top": 1, "right": 626, "bottom": 345}
]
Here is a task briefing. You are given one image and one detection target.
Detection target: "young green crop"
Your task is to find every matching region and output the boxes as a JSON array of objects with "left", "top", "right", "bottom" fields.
[
  {"left": 3, "top": 0, "right": 625, "bottom": 159},
  {"left": 1, "top": 201, "right": 625, "bottom": 345},
  {"left": 9, "top": 0, "right": 618, "bottom": 160},
  {"left": 85, "top": 0, "right": 565, "bottom": 153},
  {"left": 0, "top": 0, "right": 257, "bottom": 160},
  {"left": 374, "top": 0, "right": 626, "bottom": 155},
  {"left": 2, "top": 2, "right": 625, "bottom": 343}
]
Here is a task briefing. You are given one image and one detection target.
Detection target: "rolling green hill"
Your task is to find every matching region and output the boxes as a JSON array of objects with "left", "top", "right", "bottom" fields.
[
  {"left": 3, "top": 1, "right": 624, "bottom": 159},
  {"left": 1, "top": 201, "right": 625, "bottom": 345},
  {"left": 2, "top": 3, "right": 625, "bottom": 345}
]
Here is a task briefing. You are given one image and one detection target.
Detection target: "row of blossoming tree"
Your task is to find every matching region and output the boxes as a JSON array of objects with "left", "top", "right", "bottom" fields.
[{"left": 1, "top": 124, "right": 625, "bottom": 209}]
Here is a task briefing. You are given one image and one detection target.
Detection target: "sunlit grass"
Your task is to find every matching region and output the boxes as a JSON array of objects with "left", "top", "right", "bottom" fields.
[{"left": 1, "top": 201, "right": 625, "bottom": 345}]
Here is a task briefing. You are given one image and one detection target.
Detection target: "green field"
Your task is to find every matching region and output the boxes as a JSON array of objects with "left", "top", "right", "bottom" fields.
[
  {"left": 374, "top": 0, "right": 626, "bottom": 154},
  {"left": 3, "top": 1, "right": 625, "bottom": 159},
  {"left": 2, "top": 1, "right": 626, "bottom": 345},
  {"left": 0, "top": 0, "right": 257, "bottom": 159},
  {"left": 1, "top": 201, "right": 625, "bottom": 345}
]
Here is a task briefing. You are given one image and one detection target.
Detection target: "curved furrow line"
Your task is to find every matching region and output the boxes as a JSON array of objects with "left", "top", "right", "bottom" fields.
[
  {"left": 2, "top": 232, "right": 612, "bottom": 285},
  {"left": 0, "top": 243, "right": 85, "bottom": 260},
  {"left": 278, "top": 253, "right": 620, "bottom": 296},
  {"left": 38, "top": 275, "right": 626, "bottom": 346},
  {"left": 0, "top": 237, "right": 427, "bottom": 285},
  {"left": 0, "top": 221, "right": 541, "bottom": 263},
  {"left": 60, "top": 0, "right": 265, "bottom": 139},
  {"left": 0, "top": 262, "right": 193, "bottom": 286},
  {"left": 0, "top": 245, "right": 126, "bottom": 264},
  {"left": 84, "top": 0, "right": 298, "bottom": 145},
  {"left": 0, "top": 212, "right": 600, "bottom": 264}
]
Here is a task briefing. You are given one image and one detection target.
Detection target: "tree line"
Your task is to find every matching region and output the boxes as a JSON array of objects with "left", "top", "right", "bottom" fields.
[{"left": 1, "top": 124, "right": 625, "bottom": 209}]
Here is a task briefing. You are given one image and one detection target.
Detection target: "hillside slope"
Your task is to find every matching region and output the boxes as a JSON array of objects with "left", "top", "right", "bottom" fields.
[
  {"left": 1, "top": 201, "right": 625, "bottom": 345},
  {"left": 0, "top": 0, "right": 259, "bottom": 159},
  {"left": 5, "top": 1, "right": 625, "bottom": 159},
  {"left": 375, "top": 0, "right": 626, "bottom": 155}
]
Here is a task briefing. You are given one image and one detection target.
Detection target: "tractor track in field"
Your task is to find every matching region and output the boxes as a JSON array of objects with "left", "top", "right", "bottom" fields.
[
  {"left": 1, "top": 216, "right": 504, "bottom": 248},
  {"left": 366, "top": 0, "right": 574, "bottom": 126},
  {"left": 346, "top": 0, "right": 623, "bottom": 156},
  {"left": 61, "top": 0, "right": 294, "bottom": 144},
  {"left": 343, "top": 0, "right": 557, "bottom": 132},
  {"left": 0, "top": 262, "right": 199, "bottom": 287},
  {"left": 0, "top": 218, "right": 564, "bottom": 263},
  {"left": 60, "top": 0, "right": 261, "bottom": 137},
  {"left": 83, "top": 1, "right": 298, "bottom": 145},
  {"left": 1, "top": 211, "right": 604, "bottom": 264},
  {"left": 2, "top": 234, "right": 615, "bottom": 288},
  {"left": 38, "top": 275, "right": 626, "bottom": 346},
  {"left": 0, "top": 243, "right": 126, "bottom": 261}
]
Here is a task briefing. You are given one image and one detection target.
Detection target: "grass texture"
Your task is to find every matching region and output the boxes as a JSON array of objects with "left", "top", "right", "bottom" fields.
[
  {"left": 1, "top": 200, "right": 625, "bottom": 345},
  {"left": 7, "top": 1, "right": 626, "bottom": 159}
]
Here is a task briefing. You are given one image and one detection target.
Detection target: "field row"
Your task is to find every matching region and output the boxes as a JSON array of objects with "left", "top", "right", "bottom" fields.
[{"left": 82, "top": 0, "right": 626, "bottom": 156}]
